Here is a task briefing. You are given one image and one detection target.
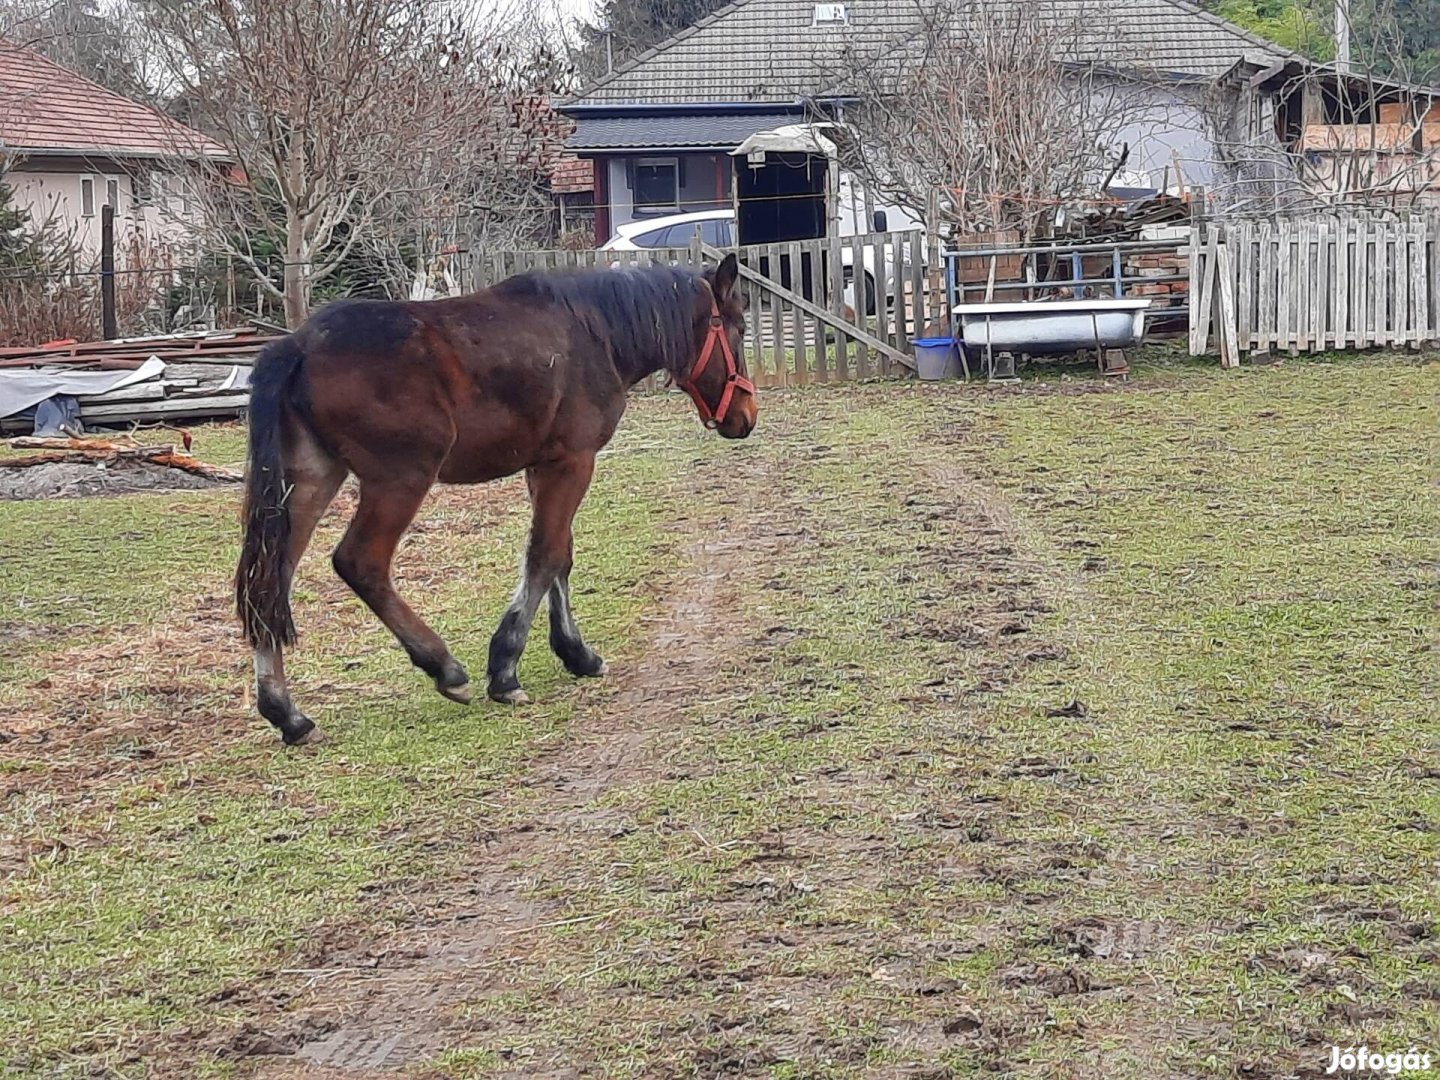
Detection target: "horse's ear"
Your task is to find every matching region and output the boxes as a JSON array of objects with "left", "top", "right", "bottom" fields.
[{"left": 713, "top": 253, "right": 739, "bottom": 303}]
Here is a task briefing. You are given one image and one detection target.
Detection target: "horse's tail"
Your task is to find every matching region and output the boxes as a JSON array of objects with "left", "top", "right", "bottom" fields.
[{"left": 235, "top": 333, "right": 308, "bottom": 650}]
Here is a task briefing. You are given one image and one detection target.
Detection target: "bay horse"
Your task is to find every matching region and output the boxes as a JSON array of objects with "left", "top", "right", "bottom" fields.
[{"left": 235, "top": 254, "right": 754, "bottom": 745}]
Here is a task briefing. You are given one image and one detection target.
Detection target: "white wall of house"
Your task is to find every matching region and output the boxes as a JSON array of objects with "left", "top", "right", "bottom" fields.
[
  {"left": 4, "top": 159, "right": 201, "bottom": 265},
  {"left": 1102, "top": 80, "right": 1224, "bottom": 193}
]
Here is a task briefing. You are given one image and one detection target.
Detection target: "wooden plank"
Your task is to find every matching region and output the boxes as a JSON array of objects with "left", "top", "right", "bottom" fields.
[
  {"left": 873, "top": 234, "right": 891, "bottom": 375},
  {"left": 1258, "top": 222, "right": 1275, "bottom": 352},
  {"left": 1418, "top": 218, "right": 1435, "bottom": 343},
  {"left": 829, "top": 234, "right": 848, "bottom": 381},
  {"left": 789, "top": 244, "right": 809, "bottom": 386},
  {"left": 790, "top": 242, "right": 817, "bottom": 383},
  {"left": 1412, "top": 218, "right": 1428, "bottom": 344},
  {"left": 1387, "top": 219, "right": 1399, "bottom": 344},
  {"left": 1375, "top": 222, "right": 1389, "bottom": 348},
  {"left": 1188, "top": 228, "right": 1206, "bottom": 353},
  {"left": 909, "top": 230, "right": 925, "bottom": 338},
  {"left": 1395, "top": 223, "right": 1405, "bottom": 346},
  {"left": 1399, "top": 222, "right": 1412, "bottom": 345},
  {"left": 848, "top": 237, "right": 868, "bottom": 380},
  {"left": 892, "top": 232, "right": 911, "bottom": 350},
  {"left": 1294, "top": 221, "right": 1308, "bottom": 352},
  {"left": 1290, "top": 221, "right": 1301, "bottom": 352},
  {"left": 80, "top": 392, "right": 250, "bottom": 421},
  {"left": 1309, "top": 220, "right": 1324, "bottom": 353},
  {"left": 1307, "top": 218, "right": 1319, "bottom": 352},
  {"left": 1235, "top": 221, "right": 1253, "bottom": 352},
  {"left": 1349, "top": 224, "right": 1362, "bottom": 348},
  {"left": 1357, "top": 217, "right": 1369, "bottom": 346},
  {"left": 1333, "top": 219, "right": 1349, "bottom": 348},
  {"left": 759, "top": 245, "right": 781, "bottom": 386},
  {"left": 1186, "top": 228, "right": 1209, "bottom": 355},
  {"left": 1431, "top": 218, "right": 1440, "bottom": 342},
  {"left": 1215, "top": 241, "right": 1240, "bottom": 369}
]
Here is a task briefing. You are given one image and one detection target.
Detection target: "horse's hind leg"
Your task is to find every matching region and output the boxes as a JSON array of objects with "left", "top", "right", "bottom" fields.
[
  {"left": 331, "top": 475, "right": 471, "bottom": 703},
  {"left": 254, "top": 428, "right": 346, "bottom": 745}
]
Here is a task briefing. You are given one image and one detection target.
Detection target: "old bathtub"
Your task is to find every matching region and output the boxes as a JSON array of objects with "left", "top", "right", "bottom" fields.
[{"left": 953, "top": 297, "right": 1152, "bottom": 356}]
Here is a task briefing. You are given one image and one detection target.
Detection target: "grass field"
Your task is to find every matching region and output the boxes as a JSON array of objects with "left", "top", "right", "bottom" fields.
[{"left": 1, "top": 352, "right": 1436, "bottom": 1079}]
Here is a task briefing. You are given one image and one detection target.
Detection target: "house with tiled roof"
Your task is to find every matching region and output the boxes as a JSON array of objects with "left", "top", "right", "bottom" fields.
[
  {"left": 561, "top": 0, "right": 1439, "bottom": 242},
  {"left": 0, "top": 40, "right": 227, "bottom": 260}
]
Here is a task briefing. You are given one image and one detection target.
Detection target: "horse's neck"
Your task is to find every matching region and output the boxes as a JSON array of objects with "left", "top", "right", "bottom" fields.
[
  {"left": 615, "top": 351, "right": 665, "bottom": 388},
  {"left": 608, "top": 329, "right": 682, "bottom": 388}
]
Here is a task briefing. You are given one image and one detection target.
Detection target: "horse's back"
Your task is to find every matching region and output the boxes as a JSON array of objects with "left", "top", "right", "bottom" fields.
[{"left": 301, "top": 297, "right": 424, "bottom": 355}]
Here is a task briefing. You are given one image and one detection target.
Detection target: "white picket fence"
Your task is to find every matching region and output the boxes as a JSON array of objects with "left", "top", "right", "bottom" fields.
[{"left": 1191, "top": 215, "right": 1440, "bottom": 364}]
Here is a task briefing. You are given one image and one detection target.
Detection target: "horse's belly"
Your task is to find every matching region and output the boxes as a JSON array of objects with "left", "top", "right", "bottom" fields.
[{"left": 437, "top": 427, "right": 540, "bottom": 484}]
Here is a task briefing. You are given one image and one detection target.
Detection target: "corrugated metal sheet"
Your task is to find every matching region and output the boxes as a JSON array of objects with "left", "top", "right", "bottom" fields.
[
  {"left": 568, "top": 0, "right": 1299, "bottom": 107},
  {"left": 567, "top": 111, "right": 800, "bottom": 149}
]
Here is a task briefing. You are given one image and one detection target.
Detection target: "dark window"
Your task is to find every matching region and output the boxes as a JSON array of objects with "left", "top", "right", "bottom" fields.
[
  {"left": 633, "top": 158, "right": 678, "bottom": 210},
  {"left": 80, "top": 177, "right": 95, "bottom": 217}
]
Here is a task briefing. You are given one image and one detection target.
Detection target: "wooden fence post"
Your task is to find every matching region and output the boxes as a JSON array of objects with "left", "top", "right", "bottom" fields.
[{"left": 100, "top": 204, "right": 117, "bottom": 340}]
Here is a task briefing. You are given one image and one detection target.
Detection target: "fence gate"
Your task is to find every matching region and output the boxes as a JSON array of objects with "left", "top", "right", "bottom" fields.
[
  {"left": 463, "top": 231, "right": 949, "bottom": 388},
  {"left": 704, "top": 232, "right": 946, "bottom": 387}
]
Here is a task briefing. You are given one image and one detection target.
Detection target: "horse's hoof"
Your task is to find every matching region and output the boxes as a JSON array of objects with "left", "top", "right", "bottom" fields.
[
  {"left": 281, "top": 716, "right": 325, "bottom": 747},
  {"left": 490, "top": 688, "right": 530, "bottom": 705},
  {"left": 438, "top": 679, "right": 472, "bottom": 705}
]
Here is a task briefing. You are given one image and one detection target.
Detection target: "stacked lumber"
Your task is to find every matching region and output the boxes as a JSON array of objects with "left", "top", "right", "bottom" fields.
[
  {"left": 0, "top": 330, "right": 266, "bottom": 431},
  {"left": 0, "top": 330, "right": 276, "bottom": 371},
  {"left": 76, "top": 380, "right": 251, "bottom": 424}
]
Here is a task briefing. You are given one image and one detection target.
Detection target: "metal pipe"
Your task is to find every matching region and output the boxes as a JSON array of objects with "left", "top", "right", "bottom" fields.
[{"left": 943, "top": 238, "right": 1187, "bottom": 259}]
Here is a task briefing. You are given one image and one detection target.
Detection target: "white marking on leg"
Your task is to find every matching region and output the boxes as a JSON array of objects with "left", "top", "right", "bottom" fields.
[
  {"left": 550, "top": 578, "right": 580, "bottom": 640},
  {"left": 255, "top": 648, "right": 279, "bottom": 683}
]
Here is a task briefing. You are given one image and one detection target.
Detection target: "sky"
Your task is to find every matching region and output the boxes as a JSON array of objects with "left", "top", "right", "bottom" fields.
[{"left": 463, "top": 0, "right": 597, "bottom": 29}]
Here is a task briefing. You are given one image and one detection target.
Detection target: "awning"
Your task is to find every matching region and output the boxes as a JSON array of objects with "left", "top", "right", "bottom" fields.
[
  {"left": 731, "top": 125, "right": 839, "bottom": 161},
  {"left": 566, "top": 112, "right": 800, "bottom": 152}
]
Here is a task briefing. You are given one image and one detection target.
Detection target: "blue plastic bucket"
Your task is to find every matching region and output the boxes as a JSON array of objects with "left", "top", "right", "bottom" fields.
[{"left": 913, "top": 336, "right": 962, "bottom": 381}]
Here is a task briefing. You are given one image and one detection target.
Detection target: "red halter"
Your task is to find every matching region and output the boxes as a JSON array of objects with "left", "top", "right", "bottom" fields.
[{"left": 673, "top": 300, "right": 755, "bottom": 428}]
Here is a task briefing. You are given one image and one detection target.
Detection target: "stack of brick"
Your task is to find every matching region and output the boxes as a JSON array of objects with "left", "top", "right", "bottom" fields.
[{"left": 1124, "top": 250, "right": 1190, "bottom": 300}]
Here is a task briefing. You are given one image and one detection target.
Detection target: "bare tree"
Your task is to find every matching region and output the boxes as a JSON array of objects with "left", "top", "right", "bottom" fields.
[
  {"left": 817, "top": 0, "right": 1158, "bottom": 241},
  {"left": 140, "top": 0, "right": 565, "bottom": 325}
]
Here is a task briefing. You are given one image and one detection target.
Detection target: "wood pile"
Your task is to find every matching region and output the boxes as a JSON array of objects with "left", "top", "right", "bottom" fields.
[
  {"left": 0, "top": 330, "right": 275, "bottom": 371},
  {"left": 0, "top": 329, "right": 270, "bottom": 432},
  {"left": 1, "top": 436, "right": 243, "bottom": 482},
  {"left": 1060, "top": 194, "right": 1190, "bottom": 240}
]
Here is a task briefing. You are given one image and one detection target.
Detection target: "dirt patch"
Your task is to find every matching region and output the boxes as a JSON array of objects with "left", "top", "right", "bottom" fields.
[
  {"left": 0, "top": 459, "right": 238, "bottom": 499},
  {"left": 244, "top": 521, "right": 780, "bottom": 1076}
]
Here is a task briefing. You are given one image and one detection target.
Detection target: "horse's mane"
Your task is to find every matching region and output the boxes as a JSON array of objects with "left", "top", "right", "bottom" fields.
[{"left": 492, "top": 264, "right": 705, "bottom": 378}]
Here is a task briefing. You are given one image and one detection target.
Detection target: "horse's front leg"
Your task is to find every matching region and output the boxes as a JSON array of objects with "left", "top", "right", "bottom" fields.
[
  {"left": 546, "top": 573, "right": 607, "bottom": 680},
  {"left": 487, "top": 453, "right": 603, "bottom": 703}
]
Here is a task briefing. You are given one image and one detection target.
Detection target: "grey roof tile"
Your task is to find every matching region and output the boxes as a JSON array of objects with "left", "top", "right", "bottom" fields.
[
  {"left": 566, "top": 111, "right": 800, "bottom": 149},
  {"left": 566, "top": 0, "right": 1298, "bottom": 106}
]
